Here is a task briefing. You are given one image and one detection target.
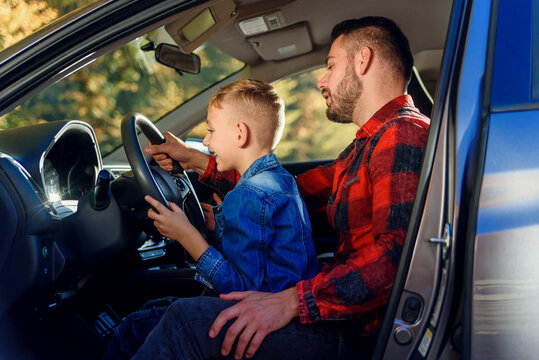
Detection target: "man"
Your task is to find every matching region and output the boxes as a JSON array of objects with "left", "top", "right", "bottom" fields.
[{"left": 108, "top": 16, "right": 430, "bottom": 359}]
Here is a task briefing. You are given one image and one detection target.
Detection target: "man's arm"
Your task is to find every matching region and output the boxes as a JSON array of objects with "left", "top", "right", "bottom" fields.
[
  {"left": 295, "top": 159, "right": 336, "bottom": 209},
  {"left": 297, "top": 119, "right": 428, "bottom": 323},
  {"left": 198, "top": 156, "right": 240, "bottom": 196}
]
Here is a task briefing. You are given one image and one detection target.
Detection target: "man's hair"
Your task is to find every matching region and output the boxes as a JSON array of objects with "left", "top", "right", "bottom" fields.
[
  {"left": 331, "top": 16, "right": 413, "bottom": 85},
  {"left": 208, "top": 79, "right": 285, "bottom": 151}
]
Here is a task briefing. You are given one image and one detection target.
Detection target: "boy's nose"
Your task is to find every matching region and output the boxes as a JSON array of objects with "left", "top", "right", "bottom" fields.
[{"left": 202, "top": 134, "right": 209, "bottom": 147}]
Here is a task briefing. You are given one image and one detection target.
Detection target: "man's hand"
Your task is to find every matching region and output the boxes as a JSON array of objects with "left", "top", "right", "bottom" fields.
[
  {"left": 200, "top": 193, "right": 223, "bottom": 232},
  {"left": 144, "top": 131, "right": 210, "bottom": 175},
  {"left": 209, "top": 287, "right": 299, "bottom": 359},
  {"left": 145, "top": 195, "right": 208, "bottom": 260}
]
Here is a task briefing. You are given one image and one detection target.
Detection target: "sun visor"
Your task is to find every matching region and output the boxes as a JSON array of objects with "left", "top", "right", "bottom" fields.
[
  {"left": 165, "top": 0, "right": 237, "bottom": 53},
  {"left": 247, "top": 23, "right": 312, "bottom": 61}
]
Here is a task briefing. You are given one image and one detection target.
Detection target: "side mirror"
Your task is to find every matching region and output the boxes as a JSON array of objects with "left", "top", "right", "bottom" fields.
[{"left": 154, "top": 43, "right": 201, "bottom": 74}]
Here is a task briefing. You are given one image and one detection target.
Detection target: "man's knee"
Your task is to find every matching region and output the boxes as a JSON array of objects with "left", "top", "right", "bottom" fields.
[{"left": 164, "top": 296, "right": 234, "bottom": 324}]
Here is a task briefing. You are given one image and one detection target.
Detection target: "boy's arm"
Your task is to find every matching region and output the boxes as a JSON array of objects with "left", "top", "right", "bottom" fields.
[
  {"left": 197, "top": 188, "right": 317, "bottom": 293},
  {"left": 144, "top": 132, "right": 210, "bottom": 175},
  {"left": 195, "top": 188, "right": 266, "bottom": 293},
  {"left": 144, "top": 132, "right": 240, "bottom": 196},
  {"left": 145, "top": 196, "right": 209, "bottom": 261},
  {"left": 263, "top": 195, "right": 318, "bottom": 290}
]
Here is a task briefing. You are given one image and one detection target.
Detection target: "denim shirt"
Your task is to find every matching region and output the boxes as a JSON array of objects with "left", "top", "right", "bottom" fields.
[{"left": 195, "top": 153, "right": 318, "bottom": 294}]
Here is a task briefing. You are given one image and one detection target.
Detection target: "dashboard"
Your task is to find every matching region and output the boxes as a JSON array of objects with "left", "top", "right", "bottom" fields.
[
  {"left": 0, "top": 120, "right": 101, "bottom": 202},
  {"left": 0, "top": 120, "right": 102, "bottom": 315},
  {"left": 0, "top": 119, "right": 193, "bottom": 319}
]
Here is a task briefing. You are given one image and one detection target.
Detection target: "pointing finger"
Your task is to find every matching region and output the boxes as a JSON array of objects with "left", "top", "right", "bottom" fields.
[{"left": 144, "top": 195, "right": 167, "bottom": 213}]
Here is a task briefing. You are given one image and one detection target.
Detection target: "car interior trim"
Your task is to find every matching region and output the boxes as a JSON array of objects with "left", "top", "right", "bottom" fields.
[{"left": 373, "top": 0, "right": 472, "bottom": 358}]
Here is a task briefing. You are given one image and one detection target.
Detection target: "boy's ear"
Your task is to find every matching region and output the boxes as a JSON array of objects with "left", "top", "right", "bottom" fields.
[{"left": 236, "top": 121, "right": 249, "bottom": 147}]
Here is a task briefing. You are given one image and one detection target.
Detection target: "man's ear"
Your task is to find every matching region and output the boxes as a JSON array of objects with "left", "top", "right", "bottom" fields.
[
  {"left": 354, "top": 46, "right": 373, "bottom": 76},
  {"left": 236, "top": 121, "right": 249, "bottom": 147}
]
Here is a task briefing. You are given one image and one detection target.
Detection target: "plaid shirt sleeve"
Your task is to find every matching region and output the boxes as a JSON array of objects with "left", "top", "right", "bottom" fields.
[
  {"left": 198, "top": 155, "right": 241, "bottom": 196},
  {"left": 296, "top": 117, "right": 428, "bottom": 325},
  {"left": 295, "top": 160, "right": 336, "bottom": 214}
]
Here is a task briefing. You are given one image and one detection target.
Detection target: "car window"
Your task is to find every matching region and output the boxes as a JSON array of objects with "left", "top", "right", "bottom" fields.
[
  {"left": 491, "top": 0, "right": 539, "bottom": 109},
  {"left": 0, "top": 34, "right": 244, "bottom": 156},
  {"left": 533, "top": 0, "right": 539, "bottom": 99},
  {"left": 185, "top": 68, "right": 357, "bottom": 163}
]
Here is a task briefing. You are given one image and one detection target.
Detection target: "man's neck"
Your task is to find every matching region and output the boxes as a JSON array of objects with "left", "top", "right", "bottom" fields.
[{"left": 353, "top": 79, "right": 406, "bottom": 128}]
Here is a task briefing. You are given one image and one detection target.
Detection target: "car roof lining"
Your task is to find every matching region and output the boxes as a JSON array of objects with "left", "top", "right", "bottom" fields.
[{"left": 202, "top": 0, "right": 453, "bottom": 88}]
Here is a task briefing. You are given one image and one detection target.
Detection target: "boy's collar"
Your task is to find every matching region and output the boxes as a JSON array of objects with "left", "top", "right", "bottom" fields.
[{"left": 237, "top": 153, "right": 279, "bottom": 184}]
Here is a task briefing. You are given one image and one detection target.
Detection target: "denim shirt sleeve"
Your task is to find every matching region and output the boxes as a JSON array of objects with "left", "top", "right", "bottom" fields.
[
  {"left": 195, "top": 187, "right": 266, "bottom": 293},
  {"left": 195, "top": 246, "right": 226, "bottom": 289},
  {"left": 195, "top": 184, "right": 317, "bottom": 294}
]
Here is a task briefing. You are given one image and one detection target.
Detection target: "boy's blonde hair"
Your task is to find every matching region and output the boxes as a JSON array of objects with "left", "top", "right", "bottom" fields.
[{"left": 208, "top": 79, "right": 285, "bottom": 151}]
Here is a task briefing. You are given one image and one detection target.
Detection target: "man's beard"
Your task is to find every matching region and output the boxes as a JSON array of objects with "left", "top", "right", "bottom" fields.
[{"left": 325, "top": 64, "right": 362, "bottom": 124}]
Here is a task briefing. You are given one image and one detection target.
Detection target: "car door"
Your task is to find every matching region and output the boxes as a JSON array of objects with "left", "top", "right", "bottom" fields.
[
  {"left": 376, "top": 0, "right": 539, "bottom": 359},
  {"left": 372, "top": 0, "right": 491, "bottom": 358},
  {"left": 465, "top": 0, "right": 539, "bottom": 358}
]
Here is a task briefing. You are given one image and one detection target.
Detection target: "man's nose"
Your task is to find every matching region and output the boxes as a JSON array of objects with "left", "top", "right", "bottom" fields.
[{"left": 317, "top": 73, "right": 328, "bottom": 90}]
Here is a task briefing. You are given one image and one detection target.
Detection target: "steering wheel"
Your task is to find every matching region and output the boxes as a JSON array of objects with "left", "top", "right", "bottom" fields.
[{"left": 121, "top": 112, "right": 207, "bottom": 239}]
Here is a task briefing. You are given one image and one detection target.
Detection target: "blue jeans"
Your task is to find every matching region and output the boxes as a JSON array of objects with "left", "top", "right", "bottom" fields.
[{"left": 103, "top": 296, "right": 373, "bottom": 359}]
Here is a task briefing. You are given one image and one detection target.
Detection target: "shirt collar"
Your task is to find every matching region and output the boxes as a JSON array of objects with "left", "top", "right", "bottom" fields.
[
  {"left": 237, "top": 153, "right": 280, "bottom": 185},
  {"left": 355, "top": 94, "right": 415, "bottom": 139}
]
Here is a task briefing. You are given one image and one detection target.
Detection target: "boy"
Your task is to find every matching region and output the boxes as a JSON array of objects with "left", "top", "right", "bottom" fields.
[{"left": 145, "top": 79, "right": 318, "bottom": 294}]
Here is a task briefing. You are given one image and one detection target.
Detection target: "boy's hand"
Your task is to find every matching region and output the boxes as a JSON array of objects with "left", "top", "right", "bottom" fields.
[
  {"left": 145, "top": 195, "right": 192, "bottom": 241},
  {"left": 145, "top": 195, "right": 209, "bottom": 261},
  {"left": 144, "top": 131, "right": 209, "bottom": 175},
  {"left": 200, "top": 193, "right": 223, "bottom": 232}
]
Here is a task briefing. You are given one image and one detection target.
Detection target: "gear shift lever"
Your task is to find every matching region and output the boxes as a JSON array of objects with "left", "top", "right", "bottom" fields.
[{"left": 92, "top": 170, "right": 111, "bottom": 210}]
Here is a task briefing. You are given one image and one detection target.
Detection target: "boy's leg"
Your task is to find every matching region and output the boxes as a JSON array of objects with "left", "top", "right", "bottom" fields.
[
  {"left": 132, "top": 296, "right": 372, "bottom": 360},
  {"left": 103, "top": 297, "right": 178, "bottom": 360}
]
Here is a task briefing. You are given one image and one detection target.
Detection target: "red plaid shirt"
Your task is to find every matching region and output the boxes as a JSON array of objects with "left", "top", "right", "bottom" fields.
[{"left": 199, "top": 95, "right": 430, "bottom": 334}]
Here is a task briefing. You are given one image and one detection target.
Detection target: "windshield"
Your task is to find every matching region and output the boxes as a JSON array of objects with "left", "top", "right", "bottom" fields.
[{"left": 0, "top": 34, "right": 244, "bottom": 156}]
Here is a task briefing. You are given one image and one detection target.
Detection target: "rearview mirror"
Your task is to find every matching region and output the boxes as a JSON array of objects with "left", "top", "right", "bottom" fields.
[{"left": 155, "top": 43, "right": 201, "bottom": 74}]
